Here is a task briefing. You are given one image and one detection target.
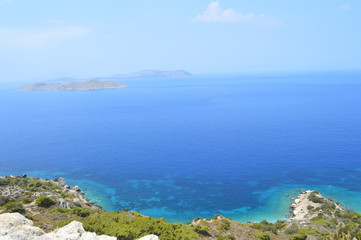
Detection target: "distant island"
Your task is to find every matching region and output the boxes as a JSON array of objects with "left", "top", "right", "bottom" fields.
[
  {"left": 17, "top": 70, "right": 193, "bottom": 91},
  {"left": 110, "top": 70, "right": 193, "bottom": 79},
  {"left": 17, "top": 80, "right": 128, "bottom": 91},
  {"left": 46, "top": 70, "right": 193, "bottom": 84}
]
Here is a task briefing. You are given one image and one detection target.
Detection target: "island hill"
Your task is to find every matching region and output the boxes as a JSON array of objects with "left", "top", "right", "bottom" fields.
[
  {"left": 17, "top": 70, "right": 193, "bottom": 91},
  {"left": 112, "top": 70, "right": 193, "bottom": 79},
  {"left": 17, "top": 80, "right": 128, "bottom": 91},
  {"left": 1, "top": 175, "right": 361, "bottom": 240}
]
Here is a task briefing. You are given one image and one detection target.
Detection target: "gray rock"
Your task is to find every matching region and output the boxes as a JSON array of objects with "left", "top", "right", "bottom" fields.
[
  {"left": 58, "top": 198, "right": 72, "bottom": 209},
  {"left": 54, "top": 178, "right": 66, "bottom": 187},
  {"left": 0, "top": 213, "right": 117, "bottom": 240},
  {"left": 137, "top": 235, "right": 159, "bottom": 240},
  {"left": 0, "top": 213, "right": 45, "bottom": 240}
]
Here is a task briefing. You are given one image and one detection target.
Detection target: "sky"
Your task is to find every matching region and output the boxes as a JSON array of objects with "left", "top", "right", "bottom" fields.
[{"left": 0, "top": 0, "right": 360, "bottom": 83}]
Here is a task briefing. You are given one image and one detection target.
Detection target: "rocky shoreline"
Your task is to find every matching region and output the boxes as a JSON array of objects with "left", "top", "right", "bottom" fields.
[
  {"left": 289, "top": 190, "right": 346, "bottom": 222},
  {"left": 0, "top": 175, "right": 100, "bottom": 213},
  {"left": 1, "top": 175, "right": 361, "bottom": 240},
  {"left": 0, "top": 175, "right": 159, "bottom": 240}
]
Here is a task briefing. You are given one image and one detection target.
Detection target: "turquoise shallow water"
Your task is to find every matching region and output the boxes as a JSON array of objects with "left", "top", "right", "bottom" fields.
[{"left": 1, "top": 72, "right": 361, "bottom": 223}]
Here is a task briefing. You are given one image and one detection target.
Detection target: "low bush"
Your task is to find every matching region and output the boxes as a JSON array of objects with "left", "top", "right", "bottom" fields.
[
  {"left": 192, "top": 225, "right": 211, "bottom": 236},
  {"left": 216, "top": 234, "right": 236, "bottom": 240},
  {"left": 0, "top": 196, "right": 9, "bottom": 206},
  {"left": 255, "top": 232, "right": 270, "bottom": 240},
  {"left": 290, "top": 233, "right": 307, "bottom": 240},
  {"left": 83, "top": 212, "right": 198, "bottom": 240},
  {"left": 22, "top": 197, "right": 34, "bottom": 204},
  {"left": 51, "top": 208, "right": 72, "bottom": 214},
  {"left": 36, "top": 196, "right": 56, "bottom": 208},
  {"left": 0, "top": 178, "right": 10, "bottom": 186},
  {"left": 308, "top": 192, "right": 324, "bottom": 204},
  {"left": 285, "top": 223, "right": 299, "bottom": 235},
  {"left": 311, "top": 218, "right": 335, "bottom": 229},
  {"left": 251, "top": 220, "right": 278, "bottom": 234},
  {"left": 71, "top": 207, "right": 92, "bottom": 217},
  {"left": 5, "top": 201, "right": 25, "bottom": 213},
  {"left": 25, "top": 180, "right": 61, "bottom": 192}
]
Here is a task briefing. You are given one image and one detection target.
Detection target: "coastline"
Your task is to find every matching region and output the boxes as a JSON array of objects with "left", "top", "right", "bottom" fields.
[
  {"left": 56, "top": 181, "right": 361, "bottom": 223},
  {"left": 3, "top": 171, "right": 361, "bottom": 224},
  {"left": 3, "top": 174, "right": 361, "bottom": 239}
]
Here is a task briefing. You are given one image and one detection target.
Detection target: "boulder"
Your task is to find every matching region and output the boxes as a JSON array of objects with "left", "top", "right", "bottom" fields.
[
  {"left": 58, "top": 198, "right": 72, "bottom": 209},
  {"left": 0, "top": 213, "right": 45, "bottom": 239},
  {"left": 0, "top": 213, "right": 117, "bottom": 240},
  {"left": 54, "top": 178, "right": 66, "bottom": 187},
  {"left": 137, "top": 235, "right": 159, "bottom": 240}
]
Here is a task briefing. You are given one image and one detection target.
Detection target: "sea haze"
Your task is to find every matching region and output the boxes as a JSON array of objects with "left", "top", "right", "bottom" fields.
[{"left": 1, "top": 72, "right": 361, "bottom": 223}]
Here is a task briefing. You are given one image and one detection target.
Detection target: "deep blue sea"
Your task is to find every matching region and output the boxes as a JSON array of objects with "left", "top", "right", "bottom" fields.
[{"left": 1, "top": 72, "right": 361, "bottom": 223}]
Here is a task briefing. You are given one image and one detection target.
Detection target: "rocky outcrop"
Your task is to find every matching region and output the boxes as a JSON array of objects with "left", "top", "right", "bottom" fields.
[
  {"left": 290, "top": 190, "right": 345, "bottom": 222},
  {"left": 0, "top": 213, "right": 115, "bottom": 240},
  {"left": 0, "top": 175, "right": 100, "bottom": 213},
  {"left": 137, "top": 235, "right": 159, "bottom": 240},
  {"left": 0, "top": 213, "right": 158, "bottom": 240}
]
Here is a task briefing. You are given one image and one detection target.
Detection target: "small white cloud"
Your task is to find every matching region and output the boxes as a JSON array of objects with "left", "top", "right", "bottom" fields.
[
  {"left": 0, "top": 0, "right": 13, "bottom": 5},
  {"left": 341, "top": 4, "right": 351, "bottom": 11},
  {"left": 195, "top": 1, "right": 281, "bottom": 25},
  {"left": 0, "top": 26, "right": 91, "bottom": 48}
]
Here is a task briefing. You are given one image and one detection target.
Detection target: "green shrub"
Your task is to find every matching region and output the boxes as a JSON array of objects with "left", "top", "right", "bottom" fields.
[
  {"left": 251, "top": 220, "right": 278, "bottom": 234},
  {"left": 5, "top": 201, "right": 25, "bottom": 213},
  {"left": 311, "top": 218, "right": 335, "bottom": 229},
  {"left": 60, "top": 192, "right": 70, "bottom": 198},
  {"left": 25, "top": 180, "right": 61, "bottom": 192},
  {"left": 71, "top": 207, "right": 92, "bottom": 217},
  {"left": 255, "top": 232, "right": 270, "bottom": 240},
  {"left": 308, "top": 192, "right": 324, "bottom": 203},
  {"left": 22, "top": 198, "right": 34, "bottom": 204},
  {"left": 0, "top": 178, "right": 10, "bottom": 186},
  {"left": 36, "top": 196, "right": 56, "bottom": 208},
  {"left": 285, "top": 223, "right": 299, "bottom": 235},
  {"left": 298, "top": 228, "right": 329, "bottom": 238},
  {"left": 192, "top": 225, "right": 211, "bottom": 236},
  {"left": 213, "top": 214, "right": 222, "bottom": 219},
  {"left": 0, "top": 196, "right": 9, "bottom": 206},
  {"left": 51, "top": 208, "right": 72, "bottom": 214},
  {"left": 83, "top": 212, "right": 198, "bottom": 240},
  {"left": 218, "top": 219, "right": 231, "bottom": 231},
  {"left": 290, "top": 233, "right": 307, "bottom": 240},
  {"left": 216, "top": 234, "right": 236, "bottom": 240},
  {"left": 274, "top": 220, "right": 287, "bottom": 230}
]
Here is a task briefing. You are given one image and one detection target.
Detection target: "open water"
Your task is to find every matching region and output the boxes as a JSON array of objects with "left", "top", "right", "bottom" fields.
[{"left": 1, "top": 72, "right": 361, "bottom": 223}]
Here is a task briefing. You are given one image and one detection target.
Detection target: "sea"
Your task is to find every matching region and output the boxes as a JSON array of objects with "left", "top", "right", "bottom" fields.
[{"left": 1, "top": 71, "right": 361, "bottom": 223}]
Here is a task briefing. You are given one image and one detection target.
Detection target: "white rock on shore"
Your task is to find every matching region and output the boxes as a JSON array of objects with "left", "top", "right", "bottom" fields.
[
  {"left": 137, "top": 235, "right": 159, "bottom": 240},
  {"left": 0, "top": 213, "right": 158, "bottom": 240}
]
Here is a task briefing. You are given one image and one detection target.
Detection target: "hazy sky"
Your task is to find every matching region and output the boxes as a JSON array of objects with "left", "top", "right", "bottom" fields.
[{"left": 0, "top": 0, "right": 360, "bottom": 82}]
